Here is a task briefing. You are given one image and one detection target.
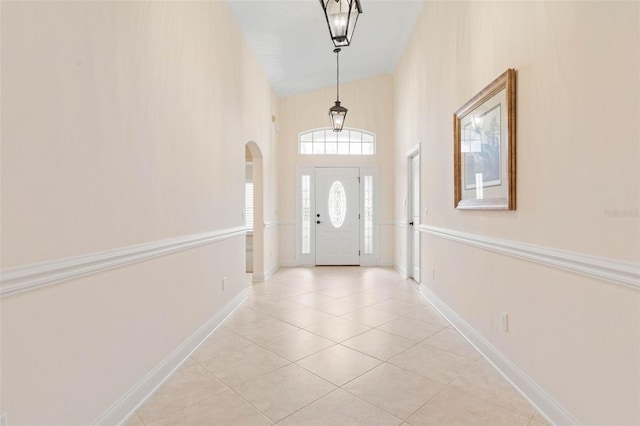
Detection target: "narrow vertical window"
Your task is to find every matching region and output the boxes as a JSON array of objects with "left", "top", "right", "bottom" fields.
[
  {"left": 364, "top": 175, "right": 373, "bottom": 254},
  {"left": 301, "top": 175, "right": 311, "bottom": 254}
]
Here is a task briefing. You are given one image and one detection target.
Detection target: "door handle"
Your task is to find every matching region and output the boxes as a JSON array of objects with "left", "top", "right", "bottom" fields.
[
  {"left": 316, "top": 220, "right": 322, "bottom": 224},
  {"left": 409, "top": 222, "right": 414, "bottom": 226}
]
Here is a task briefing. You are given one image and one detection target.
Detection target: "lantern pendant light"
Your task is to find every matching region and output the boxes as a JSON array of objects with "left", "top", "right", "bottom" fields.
[
  {"left": 329, "top": 48, "right": 347, "bottom": 132},
  {"left": 319, "top": 0, "right": 363, "bottom": 48}
]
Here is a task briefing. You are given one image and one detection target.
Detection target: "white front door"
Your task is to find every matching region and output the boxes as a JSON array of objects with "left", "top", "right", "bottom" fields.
[
  {"left": 315, "top": 167, "right": 360, "bottom": 265},
  {"left": 411, "top": 154, "right": 420, "bottom": 281}
]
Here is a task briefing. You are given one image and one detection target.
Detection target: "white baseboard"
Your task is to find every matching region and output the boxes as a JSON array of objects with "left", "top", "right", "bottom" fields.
[
  {"left": 394, "top": 263, "right": 408, "bottom": 278},
  {"left": 279, "top": 260, "right": 297, "bottom": 267},
  {"left": 253, "top": 264, "right": 280, "bottom": 281},
  {"left": 376, "top": 259, "right": 394, "bottom": 267},
  {"left": 418, "top": 285, "right": 579, "bottom": 426},
  {"left": 93, "top": 289, "right": 247, "bottom": 426}
]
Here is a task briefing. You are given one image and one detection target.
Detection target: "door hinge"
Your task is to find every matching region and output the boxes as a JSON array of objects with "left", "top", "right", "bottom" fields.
[
  {"left": 358, "top": 213, "right": 361, "bottom": 219},
  {"left": 357, "top": 176, "right": 360, "bottom": 182},
  {"left": 359, "top": 250, "right": 361, "bottom": 256}
]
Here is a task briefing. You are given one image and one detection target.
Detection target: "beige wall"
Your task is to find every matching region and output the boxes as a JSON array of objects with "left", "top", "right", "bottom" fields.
[
  {"left": 0, "top": 1, "right": 277, "bottom": 424},
  {"left": 394, "top": 1, "right": 639, "bottom": 424},
  {"left": 278, "top": 74, "right": 395, "bottom": 265}
]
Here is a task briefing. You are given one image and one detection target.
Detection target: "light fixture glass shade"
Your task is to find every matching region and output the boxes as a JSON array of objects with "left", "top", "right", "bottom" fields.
[
  {"left": 329, "top": 101, "right": 348, "bottom": 132},
  {"left": 319, "top": 0, "right": 362, "bottom": 47}
]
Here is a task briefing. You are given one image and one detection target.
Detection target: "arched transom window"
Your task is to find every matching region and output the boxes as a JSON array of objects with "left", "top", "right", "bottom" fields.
[{"left": 299, "top": 128, "right": 376, "bottom": 155}]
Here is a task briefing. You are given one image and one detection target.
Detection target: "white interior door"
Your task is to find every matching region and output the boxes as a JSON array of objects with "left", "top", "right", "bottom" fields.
[
  {"left": 315, "top": 167, "right": 360, "bottom": 265},
  {"left": 411, "top": 154, "right": 420, "bottom": 281}
]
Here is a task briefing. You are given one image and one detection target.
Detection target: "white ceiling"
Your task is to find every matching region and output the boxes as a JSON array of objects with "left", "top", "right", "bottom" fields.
[{"left": 227, "top": 0, "right": 425, "bottom": 98}]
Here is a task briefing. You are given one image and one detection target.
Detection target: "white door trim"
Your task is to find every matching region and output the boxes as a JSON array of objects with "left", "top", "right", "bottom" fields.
[
  {"left": 406, "top": 143, "right": 421, "bottom": 283},
  {"left": 295, "top": 165, "right": 379, "bottom": 266}
]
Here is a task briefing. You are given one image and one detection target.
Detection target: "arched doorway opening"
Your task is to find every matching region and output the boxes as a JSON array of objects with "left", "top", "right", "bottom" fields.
[{"left": 245, "top": 142, "right": 264, "bottom": 281}]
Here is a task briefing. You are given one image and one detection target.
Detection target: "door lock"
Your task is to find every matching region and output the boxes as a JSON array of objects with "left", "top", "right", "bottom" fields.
[
  {"left": 316, "top": 220, "right": 322, "bottom": 224},
  {"left": 409, "top": 221, "right": 414, "bottom": 226}
]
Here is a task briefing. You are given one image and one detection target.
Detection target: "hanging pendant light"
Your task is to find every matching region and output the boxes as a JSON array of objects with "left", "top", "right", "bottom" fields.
[
  {"left": 319, "top": 0, "right": 362, "bottom": 48},
  {"left": 329, "top": 48, "right": 347, "bottom": 132}
]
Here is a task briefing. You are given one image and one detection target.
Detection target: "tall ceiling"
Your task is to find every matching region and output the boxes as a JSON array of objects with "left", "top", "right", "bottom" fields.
[{"left": 227, "top": 0, "right": 425, "bottom": 98}]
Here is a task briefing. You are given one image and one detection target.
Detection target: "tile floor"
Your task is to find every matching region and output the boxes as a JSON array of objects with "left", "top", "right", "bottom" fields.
[{"left": 127, "top": 267, "right": 549, "bottom": 426}]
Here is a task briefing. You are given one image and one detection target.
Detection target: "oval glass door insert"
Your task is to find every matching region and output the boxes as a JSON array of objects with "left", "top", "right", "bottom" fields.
[{"left": 328, "top": 181, "right": 347, "bottom": 228}]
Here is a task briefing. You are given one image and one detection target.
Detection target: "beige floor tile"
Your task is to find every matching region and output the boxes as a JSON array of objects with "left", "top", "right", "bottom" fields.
[
  {"left": 341, "top": 307, "right": 399, "bottom": 327},
  {"left": 316, "top": 286, "right": 359, "bottom": 298},
  {"left": 342, "top": 329, "right": 416, "bottom": 361},
  {"left": 344, "top": 363, "right": 445, "bottom": 420},
  {"left": 136, "top": 267, "right": 540, "bottom": 426},
  {"left": 406, "top": 385, "right": 531, "bottom": 426},
  {"left": 378, "top": 317, "right": 444, "bottom": 342},
  {"left": 245, "top": 299, "right": 306, "bottom": 316},
  {"left": 370, "top": 299, "right": 418, "bottom": 316},
  {"left": 181, "top": 357, "right": 198, "bottom": 368},
  {"left": 146, "top": 389, "right": 273, "bottom": 426},
  {"left": 397, "top": 302, "right": 443, "bottom": 320},
  {"left": 328, "top": 278, "right": 367, "bottom": 288},
  {"left": 338, "top": 291, "right": 393, "bottom": 306},
  {"left": 234, "top": 364, "right": 336, "bottom": 422},
  {"left": 343, "top": 363, "right": 445, "bottom": 419},
  {"left": 296, "top": 345, "right": 382, "bottom": 386},
  {"left": 135, "top": 363, "right": 228, "bottom": 424},
  {"left": 231, "top": 317, "right": 300, "bottom": 344},
  {"left": 191, "top": 328, "right": 254, "bottom": 364},
  {"left": 449, "top": 358, "right": 536, "bottom": 417},
  {"left": 123, "top": 414, "right": 144, "bottom": 426},
  {"left": 303, "top": 316, "right": 371, "bottom": 342},
  {"left": 314, "top": 299, "right": 364, "bottom": 316},
  {"left": 273, "top": 285, "right": 312, "bottom": 297},
  {"left": 281, "top": 280, "right": 335, "bottom": 292},
  {"left": 287, "top": 292, "right": 338, "bottom": 307},
  {"left": 269, "top": 306, "right": 337, "bottom": 328},
  {"left": 422, "top": 327, "right": 483, "bottom": 360},
  {"left": 248, "top": 282, "right": 297, "bottom": 296},
  {"left": 279, "top": 388, "right": 403, "bottom": 426},
  {"left": 403, "top": 307, "right": 451, "bottom": 327},
  {"left": 392, "top": 291, "right": 430, "bottom": 304},
  {"left": 259, "top": 329, "right": 336, "bottom": 361},
  {"left": 389, "top": 343, "right": 474, "bottom": 385},
  {"left": 368, "top": 286, "right": 415, "bottom": 298},
  {"left": 362, "top": 282, "right": 399, "bottom": 292},
  {"left": 531, "top": 412, "right": 552, "bottom": 425},
  {"left": 200, "top": 341, "right": 289, "bottom": 388},
  {"left": 224, "top": 306, "right": 272, "bottom": 328}
]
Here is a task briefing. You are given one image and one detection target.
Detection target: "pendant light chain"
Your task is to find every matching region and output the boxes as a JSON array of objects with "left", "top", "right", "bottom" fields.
[
  {"left": 335, "top": 47, "right": 341, "bottom": 102},
  {"left": 328, "top": 47, "right": 347, "bottom": 132}
]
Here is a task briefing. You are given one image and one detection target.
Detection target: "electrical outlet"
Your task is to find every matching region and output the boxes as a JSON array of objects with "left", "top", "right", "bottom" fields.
[
  {"left": 500, "top": 311, "right": 509, "bottom": 332},
  {"left": 222, "top": 277, "right": 227, "bottom": 292}
]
